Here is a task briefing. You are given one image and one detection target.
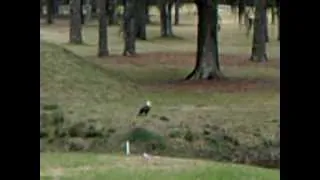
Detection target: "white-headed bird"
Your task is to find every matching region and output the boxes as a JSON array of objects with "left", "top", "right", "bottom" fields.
[{"left": 137, "top": 100, "right": 152, "bottom": 116}]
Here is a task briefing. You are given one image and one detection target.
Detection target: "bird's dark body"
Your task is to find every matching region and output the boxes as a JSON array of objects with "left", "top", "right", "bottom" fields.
[{"left": 137, "top": 105, "right": 151, "bottom": 116}]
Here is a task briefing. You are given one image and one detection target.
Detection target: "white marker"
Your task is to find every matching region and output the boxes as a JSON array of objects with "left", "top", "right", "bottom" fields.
[{"left": 126, "top": 140, "right": 130, "bottom": 155}]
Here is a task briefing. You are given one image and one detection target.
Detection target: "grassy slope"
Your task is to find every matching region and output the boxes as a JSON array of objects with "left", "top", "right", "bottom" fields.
[
  {"left": 40, "top": 40, "right": 279, "bottom": 148},
  {"left": 41, "top": 153, "right": 279, "bottom": 180}
]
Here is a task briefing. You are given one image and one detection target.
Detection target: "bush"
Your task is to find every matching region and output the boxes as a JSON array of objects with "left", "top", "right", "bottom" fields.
[
  {"left": 184, "top": 129, "right": 195, "bottom": 142},
  {"left": 126, "top": 127, "right": 167, "bottom": 152}
]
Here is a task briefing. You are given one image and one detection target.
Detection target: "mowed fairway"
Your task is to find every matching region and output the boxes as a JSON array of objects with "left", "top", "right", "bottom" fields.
[
  {"left": 40, "top": 153, "right": 279, "bottom": 180},
  {"left": 40, "top": 4, "right": 280, "bottom": 180}
]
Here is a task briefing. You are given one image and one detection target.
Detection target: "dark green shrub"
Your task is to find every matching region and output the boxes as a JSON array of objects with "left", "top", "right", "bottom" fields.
[{"left": 127, "top": 127, "right": 167, "bottom": 151}]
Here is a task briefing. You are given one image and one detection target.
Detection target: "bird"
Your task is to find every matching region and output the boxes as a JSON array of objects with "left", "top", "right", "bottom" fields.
[{"left": 137, "top": 100, "right": 152, "bottom": 116}]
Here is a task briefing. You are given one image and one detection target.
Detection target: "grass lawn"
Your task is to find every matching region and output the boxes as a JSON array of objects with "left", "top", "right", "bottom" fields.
[{"left": 40, "top": 153, "right": 279, "bottom": 180}]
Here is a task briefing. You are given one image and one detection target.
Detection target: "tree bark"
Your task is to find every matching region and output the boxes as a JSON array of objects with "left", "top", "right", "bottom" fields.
[
  {"left": 265, "top": 13, "right": 269, "bottom": 42},
  {"left": 174, "top": 0, "right": 180, "bottom": 25},
  {"left": 185, "top": 0, "right": 222, "bottom": 80},
  {"left": 69, "top": 0, "right": 83, "bottom": 44},
  {"left": 123, "top": 0, "right": 136, "bottom": 56},
  {"left": 107, "top": 0, "right": 118, "bottom": 25},
  {"left": 80, "top": 0, "right": 85, "bottom": 24},
  {"left": 84, "top": 0, "right": 92, "bottom": 23},
  {"left": 46, "top": 0, "right": 54, "bottom": 24},
  {"left": 159, "top": 1, "right": 174, "bottom": 37},
  {"left": 250, "top": 0, "right": 268, "bottom": 62},
  {"left": 98, "top": 0, "right": 109, "bottom": 57},
  {"left": 135, "top": 0, "right": 147, "bottom": 40}
]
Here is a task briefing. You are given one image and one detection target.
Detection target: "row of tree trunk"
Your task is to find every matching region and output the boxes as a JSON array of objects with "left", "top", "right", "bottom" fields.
[{"left": 63, "top": 0, "right": 277, "bottom": 80}]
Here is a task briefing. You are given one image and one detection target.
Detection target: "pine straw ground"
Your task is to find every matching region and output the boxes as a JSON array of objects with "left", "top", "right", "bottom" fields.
[{"left": 92, "top": 52, "right": 279, "bottom": 93}]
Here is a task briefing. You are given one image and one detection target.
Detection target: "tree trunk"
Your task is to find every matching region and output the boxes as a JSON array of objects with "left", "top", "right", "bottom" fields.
[
  {"left": 46, "top": 0, "right": 54, "bottom": 24},
  {"left": 80, "top": 0, "right": 85, "bottom": 24},
  {"left": 123, "top": 0, "right": 136, "bottom": 56},
  {"left": 265, "top": 13, "right": 269, "bottom": 42},
  {"left": 174, "top": 0, "right": 180, "bottom": 25},
  {"left": 238, "top": 0, "right": 245, "bottom": 25},
  {"left": 91, "top": 0, "right": 97, "bottom": 14},
  {"left": 167, "top": 2, "right": 174, "bottom": 35},
  {"left": 250, "top": 0, "right": 268, "bottom": 62},
  {"left": 159, "top": 2, "right": 174, "bottom": 37},
  {"left": 276, "top": 2, "right": 280, "bottom": 41},
  {"left": 53, "top": 0, "right": 59, "bottom": 15},
  {"left": 186, "top": 0, "right": 222, "bottom": 80},
  {"left": 98, "top": 0, "right": 109, "bottom": 57},
  {"left": 84, "top": 0, "right": 92, "bottom": 23},
  {"left": 107, "top": 0, "right": 118, "bottom": 25},
  {"left": 69, "top": 0, "right": 83, "bottom": 44},
  {"left": 145, "top": 3, "right": 151, "bottom": 24},
  {"left": 135, "top": 0, "right": 147, "bottom": 40}
]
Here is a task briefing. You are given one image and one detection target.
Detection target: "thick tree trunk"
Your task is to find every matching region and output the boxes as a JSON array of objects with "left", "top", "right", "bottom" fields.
[
  {"left": 69, "top": 0, "right": 83, "bottom": 44},
  {"left": 46, "top": 0, "right": 54, "bottom": 24},
  {"left": 174, "top": 0, "right": 180, "bottom": 25},
  {"left": 98, "top": 0, "right": 109, "bottom": 57},
  {"left": 186, "top": 0, "right": 222, "bottom": 80},
  {"left": 159, "top": 2, "right": 174, "bottom": 37},
  {"left": 135, "top": 0, "right": 147, "bottom": 40},
  {"left": 238, "top": 0, "right": 245, "bottom": 25},
  {"left": 250, "top": 0, "right": 268, "bottom": 62},
  {"left": 123, "top": 0, "right": 136, "bottom": 56}
]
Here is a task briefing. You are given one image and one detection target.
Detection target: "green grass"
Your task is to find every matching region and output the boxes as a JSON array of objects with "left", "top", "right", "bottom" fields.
[
  {"left": 41, "top": 153, "right": 279, "bottom": 180},
  {"left": 40, "top": 11, "right": 279, "bottom": 173}
]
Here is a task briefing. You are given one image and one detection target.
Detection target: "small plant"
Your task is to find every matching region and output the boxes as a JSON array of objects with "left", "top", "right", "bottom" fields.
[
  {"left": 64, "top": 137, "right": 90, "bottom": 151},
  {"left": 168, "top": 129, "right": 183, "bottom": 138},
  {"left": 184, "top": 129, "right": 195, "bottom": 142}
]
